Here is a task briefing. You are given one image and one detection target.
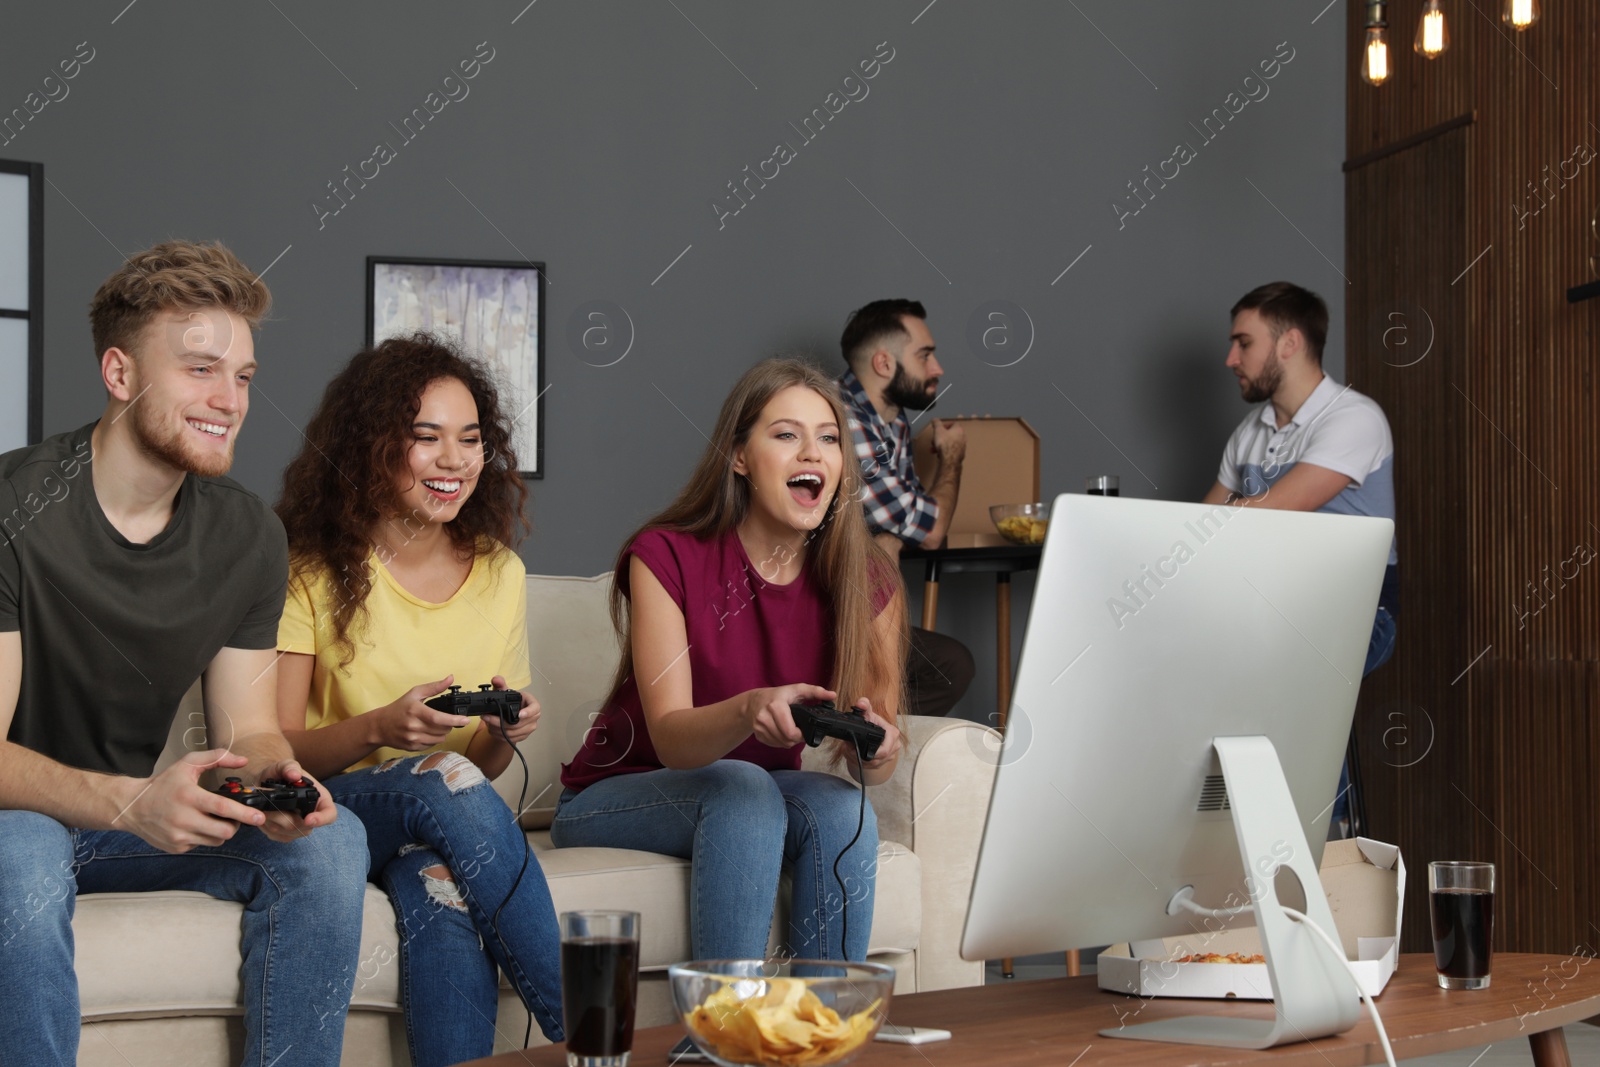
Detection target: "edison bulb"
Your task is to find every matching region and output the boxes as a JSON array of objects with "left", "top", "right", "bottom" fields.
[
  {"left": 1362, "top": 27, "right": 1391, "bottom": 85},
  {"left": 1415, "top": 0, "right": 1450, "bottom": 57},
  {"left": 1503, "top": 0, "right": 1539, "bottom": 29}
]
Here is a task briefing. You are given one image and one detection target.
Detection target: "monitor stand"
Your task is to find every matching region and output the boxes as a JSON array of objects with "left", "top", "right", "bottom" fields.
[{"left": 1102, "top": 734, "right": 1361, "bottom": 1049}]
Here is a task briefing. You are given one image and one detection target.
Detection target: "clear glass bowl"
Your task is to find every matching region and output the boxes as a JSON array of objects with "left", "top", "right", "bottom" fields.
[
  {"left": 668, "top": 959, "right": 893, "bottom": 1067},
  {"left": 989, "top": 502, "right": 1050, "bottom": 545}
]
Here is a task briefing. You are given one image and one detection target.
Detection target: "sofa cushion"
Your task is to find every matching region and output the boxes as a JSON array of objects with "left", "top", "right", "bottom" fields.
[
  {"left": 532, "top": 834, "right": 919, "bottom": 970},
  {"left": 497, "top": 573, "right": 621, "bottom": 830},
  {"left": 75, "top": 885, "right": 402, "bottom": 1021},
  {"left": 535, "top": 840, "right": 690, "bottom": 970},
  {"left": 76, "top": 838, "right": 917, "bottom": 1021}
]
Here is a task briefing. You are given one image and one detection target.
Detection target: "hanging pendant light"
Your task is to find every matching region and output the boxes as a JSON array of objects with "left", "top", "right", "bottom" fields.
[
  {"left": 1415, "top": 0, "right": 1451, "bottom": 57},
  {"left": 1361, "top": 1, "right": 1392, "bottom": 86},
  {"left": 1502, "top": 0, "right": 1539, "bottom": 29}
]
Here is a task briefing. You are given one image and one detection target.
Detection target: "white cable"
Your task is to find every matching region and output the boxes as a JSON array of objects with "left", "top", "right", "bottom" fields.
[
  {"left": 1179, "top": 901, "right": 1254, "bottom": 918},
  {"left": 1168, "top": 885, "right": 1255, "bottom": 919},
  {"left": 1280, "top": 906, "right": 1397, "bottom": 1067}
]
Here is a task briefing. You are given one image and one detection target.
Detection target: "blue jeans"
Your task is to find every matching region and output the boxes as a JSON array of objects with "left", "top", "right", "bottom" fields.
[
  {"left": 1334, "top": 607, "right": 1399, "bottom": 824},
  {"left": 550, "top": 762, "right": 878, "bottom": 961},
  {"left": 0, "top": 805, "right": 368, "bottom": 1067},
  {"left": 1362, "top": 607, "right": 1397, "bottom": 678},
  {"left": 326, "top": 752, "right": 564, "bottom": 1067}
]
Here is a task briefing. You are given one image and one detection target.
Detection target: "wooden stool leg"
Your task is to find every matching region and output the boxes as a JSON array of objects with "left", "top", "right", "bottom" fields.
[
  {"left": 1344, "top": 727, "right": 1366, "bottom": 839},
  {"left": 996, "top": 574, "right": 1012, "bottom": 731},
  {"left": 921, "top": 579, "right": 940, "bottom": 631},
  {"left": 1530, "top": 1028, "right": 1573, "bottom": 1067},
  {"left": 997, "top": 573, "right": 1019, "bottom": 982},
  {"left": 1066, "top": 949, "right": 1081, "bottom": 976}
]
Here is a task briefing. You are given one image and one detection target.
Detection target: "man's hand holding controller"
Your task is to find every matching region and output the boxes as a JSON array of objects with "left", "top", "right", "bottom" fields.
[{"left": 116, "top": 749, "right": 336, "bottom": 853}]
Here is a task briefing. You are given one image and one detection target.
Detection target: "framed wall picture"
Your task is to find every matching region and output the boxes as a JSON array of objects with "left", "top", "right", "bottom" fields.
[
  {"left": 366, "top": 255, "right": 545, "bottom": 477},
  {"left": 0, "top": 159, "right": 43, "bottom": 450}
]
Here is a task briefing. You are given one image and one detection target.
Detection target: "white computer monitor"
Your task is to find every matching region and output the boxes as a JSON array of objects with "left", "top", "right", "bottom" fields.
[{"left": 960, "top": 494, "right": 1393, "bottom": 1050}]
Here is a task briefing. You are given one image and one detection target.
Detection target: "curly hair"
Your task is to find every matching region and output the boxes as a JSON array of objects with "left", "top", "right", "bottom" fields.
[
  {"left": 274, "top": 332, "right": 529, "bottom": 665},
  {"left": 88, "top": 240, "right": 271, "bottom": 361}
]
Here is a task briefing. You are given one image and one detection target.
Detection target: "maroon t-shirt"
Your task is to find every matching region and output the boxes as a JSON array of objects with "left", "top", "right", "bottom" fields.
[{"left": 562, "top": 527, "right": 882, "bottom": 791}]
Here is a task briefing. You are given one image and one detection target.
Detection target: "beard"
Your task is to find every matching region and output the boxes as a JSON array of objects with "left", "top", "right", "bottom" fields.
[
  {"left": 1239, "top": 349, "right": 1284, "bottom": 404},
  {"left": 130, "top": 402, "right": 235, "bottom": 478},
  {"left": 884, "top": 361, "right": 938, "bottom": 412}
]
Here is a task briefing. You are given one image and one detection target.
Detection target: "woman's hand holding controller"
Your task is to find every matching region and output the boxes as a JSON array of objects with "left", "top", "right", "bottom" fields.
[
  {"left": 745, "top": 682, "right": 837, "bottom": 748},
  {"left": 852, "top": 697, "right": 901, "bottom": 770},
  {"left": 478, "top": 675, "right": 541, "bottom": 745},
  {"left": 373, "top": 675, "right": 471, "bottom": 751}
]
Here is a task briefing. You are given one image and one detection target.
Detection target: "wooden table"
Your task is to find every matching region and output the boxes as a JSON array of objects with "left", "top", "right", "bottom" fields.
[
  {"left": 459, "top": 954, "right": 1599, "bottom": 1066},
  {"left": 899, "top": 543, "right": 1042, "bottom": 731}
]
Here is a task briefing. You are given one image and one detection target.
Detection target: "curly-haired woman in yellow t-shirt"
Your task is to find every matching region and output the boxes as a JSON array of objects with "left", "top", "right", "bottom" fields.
[{"left": 272, "top": 331, "right": 561, "bottom": 1067}]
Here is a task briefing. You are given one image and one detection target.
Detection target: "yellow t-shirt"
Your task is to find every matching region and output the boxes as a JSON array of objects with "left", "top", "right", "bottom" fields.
[{"left": 278, "top": 544, "right": 533, "bottom": 771}]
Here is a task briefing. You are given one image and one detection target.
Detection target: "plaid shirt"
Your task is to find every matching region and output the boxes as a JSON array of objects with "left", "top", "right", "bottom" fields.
[{"left": 837, "top": 370, "right": 938, "bottom": 544}]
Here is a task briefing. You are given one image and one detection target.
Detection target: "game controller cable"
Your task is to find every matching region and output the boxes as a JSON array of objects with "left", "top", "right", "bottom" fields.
[
  {"left": 483, "top": 710, "right": 537, "bottom": 1050},
  {"left": 830, "top": 743, "right": 868, "bottom": 961},
  {"left": 789, "top": 702, "right": 882, "bottom": 962},
  {"left": 422, "top": 684, "right": 537, "bottom": 1039}
]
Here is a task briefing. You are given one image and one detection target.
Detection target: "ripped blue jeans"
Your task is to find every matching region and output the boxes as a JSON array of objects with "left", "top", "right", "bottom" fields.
[{"left": 327, "top": 751, "right": 563, "bottom": 1067}]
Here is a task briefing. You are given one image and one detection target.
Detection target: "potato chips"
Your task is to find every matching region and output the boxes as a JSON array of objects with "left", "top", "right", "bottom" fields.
[
  {"left": 683, "top": 977, "right": 882, "bottom": 1066},
  {"left": 996, "top": 515, "right": 1048, "bottom": 545}
]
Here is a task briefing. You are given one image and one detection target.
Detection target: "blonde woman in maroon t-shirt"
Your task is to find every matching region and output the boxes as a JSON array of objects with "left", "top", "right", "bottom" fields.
[{"left": 553, "top": 358, "right": 907, "bottom": 961}]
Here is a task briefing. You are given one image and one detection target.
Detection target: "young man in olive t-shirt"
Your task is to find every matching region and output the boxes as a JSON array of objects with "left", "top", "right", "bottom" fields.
[{"left": 0, "top": 241, "right": 368, "bottom": 1067}]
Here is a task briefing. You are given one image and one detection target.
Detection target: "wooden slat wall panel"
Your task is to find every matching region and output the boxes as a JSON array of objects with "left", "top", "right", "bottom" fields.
[
  {"left": 1347, "top": 126, "right": 1473, "bottom": 953},
  {"left": 1346, "top": 1, "right": 1600, "bottom": 955}
]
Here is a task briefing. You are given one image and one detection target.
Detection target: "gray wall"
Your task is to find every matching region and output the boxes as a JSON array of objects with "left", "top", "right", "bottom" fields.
[{"left": 3, "top": 1, "right": 1344, "bottom": 721}]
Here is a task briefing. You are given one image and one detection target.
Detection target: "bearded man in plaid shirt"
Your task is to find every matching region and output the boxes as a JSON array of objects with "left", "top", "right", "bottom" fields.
[{"left": 836, "top": 299, "right": 975, "bottom": 717}]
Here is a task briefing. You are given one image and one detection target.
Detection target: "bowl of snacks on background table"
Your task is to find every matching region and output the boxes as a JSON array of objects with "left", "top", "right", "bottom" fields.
[
  {"left": 669, "top": 959, "right": 892, "bottom": 1067},
  {"left": 990, "top": 502, "right": 1050, "bottom": 545}
]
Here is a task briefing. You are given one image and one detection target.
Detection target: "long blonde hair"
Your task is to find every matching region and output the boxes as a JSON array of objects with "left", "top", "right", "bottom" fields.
[{"left": 604, "top": 357, "right": 907, "bottom": 731}]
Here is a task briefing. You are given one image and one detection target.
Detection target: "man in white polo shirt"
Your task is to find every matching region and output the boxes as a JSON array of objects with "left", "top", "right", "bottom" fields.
[{"left": 1202, "top": 281, "right": 1397, "bottom": 830}]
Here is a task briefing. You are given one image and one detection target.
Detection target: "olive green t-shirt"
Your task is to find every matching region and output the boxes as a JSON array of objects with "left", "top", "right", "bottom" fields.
[{"left": 0, "top": 422, "right": 288, "bottom": 777}]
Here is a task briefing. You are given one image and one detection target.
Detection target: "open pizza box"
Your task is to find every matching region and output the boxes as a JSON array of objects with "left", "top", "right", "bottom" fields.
[
  {"left": 1097, "top": 838, "right": 1405, "bottom": 1000},
  {"left": 910, "top": 416, "right": 1040, "bottom": 548}
]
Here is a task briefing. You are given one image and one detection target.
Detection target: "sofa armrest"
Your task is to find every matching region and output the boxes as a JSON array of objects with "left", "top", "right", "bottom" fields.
[
  {"left": 901, "top": 718, "right": 1000, "bottom": 990},
  {"left": 800, "top": 718, "right": 999, "bottom": 990}
]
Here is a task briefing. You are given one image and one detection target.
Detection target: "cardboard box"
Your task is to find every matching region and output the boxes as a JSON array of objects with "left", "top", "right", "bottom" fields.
[
  {"left": 910, "top": 416, "right": 1039, "bottom": 548},
  {"left": 1096, "top": 838, "right": 1406, "bottom": 1000}
]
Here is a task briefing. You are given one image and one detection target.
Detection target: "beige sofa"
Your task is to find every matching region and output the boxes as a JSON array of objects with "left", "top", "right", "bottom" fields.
[{"left": 74, "top": 572, "right": 999, "bottom": 1066}]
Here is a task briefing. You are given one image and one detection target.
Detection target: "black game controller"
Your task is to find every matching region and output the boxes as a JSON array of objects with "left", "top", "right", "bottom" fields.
[
  {"left": 214, "top": 776, "right": 319, "bottom": 817},
  {"left": 789, "top": 702, "right": 885, "bottom": 761},
  {"left": 425, "top": 683, "right": 523, "bottom": 725}
]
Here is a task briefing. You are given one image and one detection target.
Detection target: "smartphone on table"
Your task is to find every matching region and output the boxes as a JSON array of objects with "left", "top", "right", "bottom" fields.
[{"left": 875, "top": 1023, "right": 953, "bottom": 1044}]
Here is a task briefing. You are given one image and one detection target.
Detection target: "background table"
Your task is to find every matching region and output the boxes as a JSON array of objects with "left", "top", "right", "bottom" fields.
[
  {"left": 899, "top": 543, "right": 1042, "bottom": 730},
  {"left": 461, "top": 953, "right": 1600, "bottom": 1066}
]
